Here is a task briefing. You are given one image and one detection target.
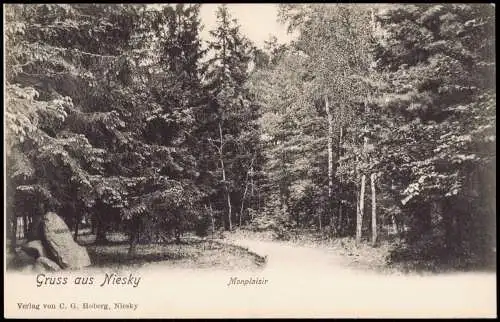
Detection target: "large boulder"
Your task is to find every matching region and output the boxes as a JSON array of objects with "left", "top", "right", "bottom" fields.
[
  {"left": 42, "top": 212, "right": 91, "bottom": 269},
  {"left": 33, "top": 256, "right": 62, "bottom": 272},
  {"left": 21, "top": 240, "right": 48, "bottom": 259}
]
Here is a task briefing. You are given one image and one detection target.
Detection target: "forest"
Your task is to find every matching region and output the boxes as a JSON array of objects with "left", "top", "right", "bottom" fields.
[{"left": 5, "top": 4, "right": 496, "bottom": 269}]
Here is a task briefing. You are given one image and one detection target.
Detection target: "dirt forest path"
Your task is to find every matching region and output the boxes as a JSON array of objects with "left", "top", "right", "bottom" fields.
[{"left": 222, "top": 236, "right": 353, "bottom": 274}]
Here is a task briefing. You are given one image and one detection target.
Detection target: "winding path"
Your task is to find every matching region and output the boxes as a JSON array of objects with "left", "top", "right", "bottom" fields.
[{"left": 226, "top": 237, "right": 353, "bottom": 273}]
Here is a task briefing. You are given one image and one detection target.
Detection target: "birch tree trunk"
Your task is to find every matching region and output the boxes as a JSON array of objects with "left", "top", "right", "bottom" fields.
[
  {"left": 325, "top": 95, "right": 335, "bottom": 231},
  {"left": 219, "top": 122, "right": 232, "bottom": 231},
  {"left": 325, "top": 95, "right": 334, "bottom": 199},
  {"left": 221, "top": 158, "right": 232, "bottom": 231},
  {"left": 369, "top": 10, "right": 379, "bottom": 247},
  {"left": 357, "top": 95, "right": 369, "bottom": 245},
  {"left": 357, "top": 174, "right": 366, "bottom": 245},
  {"left": 337, "top": 126, "right": 343, "bottom": 234},
  {"left": 250, "top": 164, "right": 254, "bottom": 197},
  {"left": 354, "top": 154, "right": 361, "bottom": 244},
  {"left": 371, "top": 172, "right": 377, "bottom": 246},
  {"left": 240, "top": 183, "right": 248, "bottom": 227}
]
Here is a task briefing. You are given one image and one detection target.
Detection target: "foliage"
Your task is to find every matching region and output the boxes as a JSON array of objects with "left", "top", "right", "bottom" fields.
[
  {"left": 198, "top": 4, "right": 261, "bottom": 230},
  {"left": 365, "top": 4, "right": 496, "bottom": 262},
  {"left": 5, "top": 4, "right": 205, "bottom": 247}
]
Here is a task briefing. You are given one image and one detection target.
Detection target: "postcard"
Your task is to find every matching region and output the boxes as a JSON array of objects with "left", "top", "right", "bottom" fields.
[{"left": 4, "top": 3, "right": 496, "bottom": 318}]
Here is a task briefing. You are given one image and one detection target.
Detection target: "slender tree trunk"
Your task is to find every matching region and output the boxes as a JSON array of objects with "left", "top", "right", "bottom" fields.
[
  {"left": 371, "top": 173, "right": 377, "bottom": 246},
  {"left": 92, "top": 205, "right": 109, "bottom": 244},
  {"left": 357, "top": 94, "right": 369, "bottom": 245},
  {"left": 240, "top": 157, "right": 254, "bottom": 227},
  {"left": 338, "top": 204, "right": 343, "bottom": 235},
  {"left": 209, "top": 204, "right": 215, "bottom": 239},
  {"left": 128, "top": 230, "right": 138, "bottom": 257},
  {"left": 74, "top": 212, "right": 82, "bottom": 242},
  {"left": 23, "top": 215, "right": 29, "bottom": 236},
  {"left": 175, "top": 227, "right": 181, "bottom": 244},
  {"left": 392, "top": 214, "right": 399, "bottom": 235},
  {"left": 337, "top": 126, "right": 343, "bottom": 234},
  {"left": 250, "top": 164, "right": 254, "bottom": 197},
  {"left": 257, "top": 188, "right": 261, "bottom": 215},
  {"left": 325, "top": 95, "right": 335, "bottom": 230},
  {"left": 354, "top": 152, "right": 359, "bottom": 238},
  {"left": 357, "top": 174, "right": 366, "bottom": 245},
  {"left": 225, "top": 183, "right": 232, "bottom": 231},
  {"left": 10, "top": 215, "right": 17, "bottom": 253},
  {"left": 353, "top": 190, "right": 358, "bottom": 236},
  {"left": 219, "top": 122, "right": 232, "bottom": 231},
  {"left": 240, "top": 183, "right": 248, "bottom": 227}
]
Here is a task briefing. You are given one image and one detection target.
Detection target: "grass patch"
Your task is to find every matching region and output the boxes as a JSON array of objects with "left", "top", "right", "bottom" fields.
[{"left": 84, "top": 233, "right": 266, "bottom": 271}]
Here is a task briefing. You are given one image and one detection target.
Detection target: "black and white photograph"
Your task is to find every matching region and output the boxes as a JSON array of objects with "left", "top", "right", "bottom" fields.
[{"left": 4, "top": 3, "right": 496, "bottom": 318}]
